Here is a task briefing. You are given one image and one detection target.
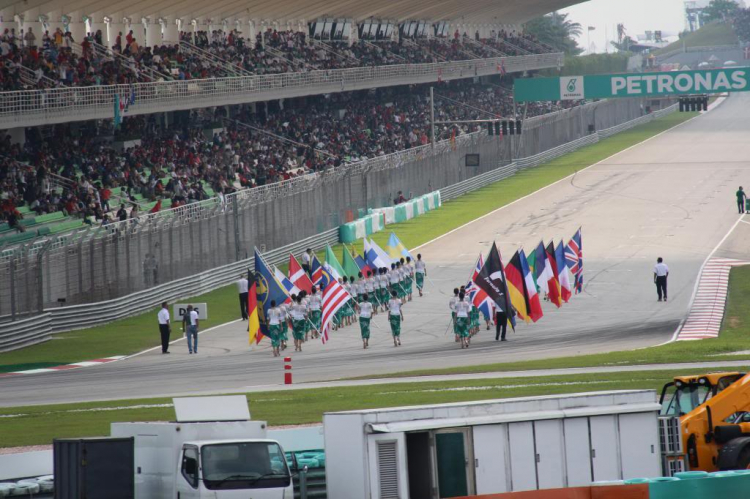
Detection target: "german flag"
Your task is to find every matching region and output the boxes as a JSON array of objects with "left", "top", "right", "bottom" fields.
[
  {"left": 505, "top": 251, "right": 530, "bottom": 323},
  {"left": 247, "top": 270, "right": 262, "bottom": 345}
]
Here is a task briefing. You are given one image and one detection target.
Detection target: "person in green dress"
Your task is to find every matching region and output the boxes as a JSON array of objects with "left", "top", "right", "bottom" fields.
[
  {"left": 268, "top": 300, "right": 282, "bottom": 357},
  {"left": 414, "top": 254, "right": 427, "bottom": 297},
  {"left": 279, "top": 299, "right": 290, "bottom": 350},
  {"left": 387, "top": 290, "right": 404, "bottom": 347},
  {"left": 289, "top": 294, "right": 307, "bottom": 352},
  {"left": 378, "top": 268, "right": 389, "bottom": 312},
  {"left": 455, "top": 292, "right": 472, "bottom": 349},
  {"left": 405, "top": 256, "right": 414, "bottom": 301},
  {"left": 449, "top": 288, "right": 460, "bottom": 342},
  {"left": 357, "top": 293, "right": 374, "bottom": 349},
  {"left": 308, "top": 286, "right": 322, "bottom": 339}
]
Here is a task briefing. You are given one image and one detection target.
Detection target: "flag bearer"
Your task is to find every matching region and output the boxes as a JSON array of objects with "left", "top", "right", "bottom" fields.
[
  {"left": 341, "top": 277, "right": 354, "bottom": 326},
  {"left": 289, "top": 295, "right": 308, "bottom": 352},
  {"left": 279, "top": 299, "right": 290, "bottom": 350},
  {"left": 308, "top": 286, "right": 322, "bottom": 339},
  {"left": 470, "top": 300, "right": 480, "bottom": 336},
  {"left": 354, "top": 272, "right": 364, "bottom": 303},
  {"left": 389, "top": 263, "right": 400, "bottom": 300},
  {"left": 388, "top": 290, "right": 404, "bottom": 347},
  {"left": 455, "top": 292, "right": 472, "bottom": 348},
  {"left": 415, "top": 254, "right": 426, "bottom": 297},
  {"left": 378, "top": 268, "right": 389, "bottom": 312},
  {"left": 366, "top": 271, "right": 379, "bottom": 314},
  {"left": 268, "top": 300, "right": 282, "bottom": 357},
  {"left": 357, "top": 293, "right": 374, "bottom": 349},
  {"left": 449, "top": 288, "right": 460, "bottom": 342},
  {"left": 405, "top": 256, "right": 415, "bottom": 301},
  {"left": 348, "top": 276, "right": 359, "bottom": 324}
]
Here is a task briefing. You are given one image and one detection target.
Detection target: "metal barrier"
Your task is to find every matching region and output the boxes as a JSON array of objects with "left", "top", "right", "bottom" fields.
[
  {"left": 0, "top": 52, "right": 563, "bottom": 129},
  {"left": 0, "top": 313, "right": 52, "bottom": 352}
]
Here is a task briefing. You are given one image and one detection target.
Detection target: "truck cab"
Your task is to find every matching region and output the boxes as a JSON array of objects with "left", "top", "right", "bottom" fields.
[{"left": 177, "top": 439, "right": 292, "bottom": 499}]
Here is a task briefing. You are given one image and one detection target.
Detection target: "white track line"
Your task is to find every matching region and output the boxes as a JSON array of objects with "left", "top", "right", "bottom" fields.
[{"left": 123, "top": 319, "right": 244, "bottom": 360}]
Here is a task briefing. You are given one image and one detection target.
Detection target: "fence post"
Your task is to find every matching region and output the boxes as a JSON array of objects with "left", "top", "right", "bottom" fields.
[
  {"left": 36, "top": 240, "right": 52, "bottom": 313},
  {"left": 9, "top": 257, "right": 16, "bottom": 320},
  {"left": 232, "top": 194, "right": 241, "bottom": 262},
  {"left": 299, "top": 466, "right": 308, "bottom": 499}
]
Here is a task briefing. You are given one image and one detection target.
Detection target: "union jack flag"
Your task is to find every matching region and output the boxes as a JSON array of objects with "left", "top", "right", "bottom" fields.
[
  {"left": 565, "top": 228, "right": 583, "bottom": 294},
  {"left": 311, "top": 253, "right": 324, "bottom": 286},
  {"left": 319, "top": 263, "right": 351, "bottom": 344},
  {"left": 466, "top": 254, "right": 494, "bottom": 320}
]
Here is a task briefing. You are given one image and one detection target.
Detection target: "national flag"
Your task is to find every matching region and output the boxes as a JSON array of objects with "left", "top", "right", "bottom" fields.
[
  {"left": 474, "top": 242, "right": 515, "bottom": 328},
  {"left": 274, "top": 266, "right": 300, "bottom": 297},
  {"left": 467, "top": 254, "right": 494, "bottom": 321},
  {"left": 544, "top": 241, "right": 563, "bottom": 308},
  {"left": 325, "top": 244, "right": 346, "bottom": 281},
  {"left": 113, "top": 94, "right": 122, "bottom": 128},
  {"left": 555, "top": 241, "right": 572, "bottom": 303},
  {"left": 342, "top": 245, "right": 362, "bottom": 278},
  {"left": 566, "top": 228, "right": 583, "bottom": 293},
  {"left": 247, "top": 269, "right": 261, "bottom": 345},
  {"left": 310, "top": 253, "right": 324, "bottom": 286},
  {"left": 497, "top": 60, "right": 506, "bottom": 76},
  {"left": 364, "top": 238, "right": 392, "bottom": 269},
  {"left": 288, "top": 253, "right": 313, "bottom": 294},
  {"left": 519, "top": 249, "right": 543, "bottom": 322},
  {"left": 352, "top": 246, "right": 374, "bottom": 274},
  {"left": 319, "top": 263, "right": 352, "bottom": 344},
  {"left": 254, "top": 248, "right": 290, "bottom": 340},
  {"left": 386, "top": 233, "right": 413, "bottom": 262},
  {"left": 505, "top": 251, "right": 531, "bottom": 323}
]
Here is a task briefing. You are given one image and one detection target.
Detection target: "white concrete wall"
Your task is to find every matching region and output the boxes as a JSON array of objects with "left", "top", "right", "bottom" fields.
[{"left": 0, "top": 451, "right": 52, "bottom": 480}]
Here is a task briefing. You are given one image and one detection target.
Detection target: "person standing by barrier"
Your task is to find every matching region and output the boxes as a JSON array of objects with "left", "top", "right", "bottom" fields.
[
  {"left": 157, "top": 302, "right": 171, "bottom": 354},
  {"left": 186, "top": 305, "right": 199, "bottom": 354},
  {"left": 302, "top": 249, "right": 312, "bottom": 276},
  {"left": 237, "top": 274, "right": 249, "bottom": 320},
  {"left": 357, "top": 293, "right": 374, "bottom": 349},
  {"left": 654, "top": 257, "right": 669, "bottom": 302},
  {"left": 388, "top": 290, "right": 404, "bottom": 347},
  {"left": 737, "top": 187, "right": 747, "bottom": 214},
  {"left": 415, "top": 254, "right": 426, "bottom": 297}
]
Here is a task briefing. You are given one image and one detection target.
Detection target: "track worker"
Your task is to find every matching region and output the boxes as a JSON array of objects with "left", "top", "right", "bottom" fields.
[
  {"left": 237, "top": 274, "right": 249, "bottom": 320},
  {"left": 185, "top": 305, "right": 199, "bottom": 354},
  {"left": 654, "top": 257, "right": 669, "bottom": 302},
  {"left": 455, "top": 292, "right": 472, "bottom": 349},
  {"left": 737, "top": 186, "right": 747, "bottom": 214},
  {"left": 157, "top": 302, "right": 171, "bottom": 354},
  {"left": 388, "top": 290, "right": 404, "bottom": 347},
  {"left": 357, "top": 293, "right": 374, "bottom": 349},
  {"left": 414, "top": 254, "right": 426, "bottom": 297}
]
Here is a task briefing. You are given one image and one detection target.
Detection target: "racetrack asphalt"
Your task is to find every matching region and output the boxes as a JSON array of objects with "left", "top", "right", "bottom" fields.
[{"left": 3, "top": 94, "right": 750, "bottom": 407}]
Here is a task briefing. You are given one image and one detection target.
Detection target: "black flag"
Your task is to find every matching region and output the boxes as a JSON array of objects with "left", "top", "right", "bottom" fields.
[{"left": 475, "top": 242, "right": 516, "bottom": 327}]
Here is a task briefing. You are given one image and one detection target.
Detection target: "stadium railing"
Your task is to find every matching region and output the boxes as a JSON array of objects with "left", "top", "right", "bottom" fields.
[
  {"left": 0, "top": 103, "right": 677, "bottom": 352},
  {"left": 0, "top": 52, "right": 564, "bottom": 129}
]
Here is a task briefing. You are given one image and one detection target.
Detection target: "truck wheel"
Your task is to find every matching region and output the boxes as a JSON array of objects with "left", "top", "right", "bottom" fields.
[{"left": 736, "top": 448, "right": 750, "bottom": 470}]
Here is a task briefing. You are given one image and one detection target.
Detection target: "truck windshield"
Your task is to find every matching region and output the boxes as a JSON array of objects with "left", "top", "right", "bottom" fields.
[
  {"left": 661, "top": 384, "right": 711, "bottom": 416},
  {"left": 201, "top": 442, "right": 291, "bottom": 490}
]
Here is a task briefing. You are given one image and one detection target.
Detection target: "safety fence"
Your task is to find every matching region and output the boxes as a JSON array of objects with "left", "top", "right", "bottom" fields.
[
  {"left": 0, "top": 52, "right": 563, "bottom": 129},
  {"left": 0, "top": 100, "right": 656, "bottom": 351}
]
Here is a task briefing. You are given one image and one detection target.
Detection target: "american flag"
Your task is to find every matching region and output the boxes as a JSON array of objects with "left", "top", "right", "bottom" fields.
[
  {"left": 565, "top": 228, "right": 583, "bottom": 293},
  {"left": 320, "top": 263, "right": 351, "bottom": 344}
]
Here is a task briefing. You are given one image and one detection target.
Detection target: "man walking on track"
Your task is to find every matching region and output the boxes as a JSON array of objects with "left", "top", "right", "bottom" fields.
[
  {"left": 654, "top": 257, "right": 669, "bottom": 302},
  {"left": 157, "top": 302, "right": 171, "bottom": 354},
  {"left": 495, "top": 307, "right": 508, "bottom": 341},
  {"left": 737, "top": 186, "right": 747, "bottom": 214},
  {"left": 237, "top": 274, "right": 249, "bottom": 320},
  {"left": 186, "top": 305, "right": 199, "bottom": 354}
]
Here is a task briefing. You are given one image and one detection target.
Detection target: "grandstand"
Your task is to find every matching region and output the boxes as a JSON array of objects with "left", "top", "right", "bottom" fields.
[{"left": 0, "top": 0, "right": 592, "bottom": 326}]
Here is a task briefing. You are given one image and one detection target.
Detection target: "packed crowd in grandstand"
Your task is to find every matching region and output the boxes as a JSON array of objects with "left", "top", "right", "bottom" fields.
[
  {"left": 0, "top": 26, "right": 553, "bottom": 90},
  {"left": 0, "top": 77, "right": 580, "bottom": 232}
]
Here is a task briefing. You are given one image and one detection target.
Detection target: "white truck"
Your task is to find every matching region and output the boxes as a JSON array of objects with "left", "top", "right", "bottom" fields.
[{"left": 110, "top": 396, "right": 294, "bottom": 499}]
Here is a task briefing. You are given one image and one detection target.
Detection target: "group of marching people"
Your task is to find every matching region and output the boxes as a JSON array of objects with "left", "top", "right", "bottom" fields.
[
  {"left": 264, "top": 254, "right": 428, "bottom": 355},
  {"left": 448, "top": 286, "right": 494, "bottom": 349}
]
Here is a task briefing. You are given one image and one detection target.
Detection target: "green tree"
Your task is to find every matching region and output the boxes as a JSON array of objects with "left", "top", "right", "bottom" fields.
[
  {"left": 732, "top": 8, "right": 750, "bottom": 41},
  {"left": 702, "top": 0, "right": 740, "bottom": 23},
  {"left": 524, "top": 12, "right": 583, "bottom": 55},
  {"left": 610, "top": 36, "right": 636, "bottom": 53}
]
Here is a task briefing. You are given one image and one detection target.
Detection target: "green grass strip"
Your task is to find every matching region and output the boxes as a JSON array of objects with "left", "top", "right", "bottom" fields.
[
  {"left": 1, "top": 367, "right": 744, "bottom": 448},
  {"left": 0, "top": 110, "right": 698, "bottom": 372}
]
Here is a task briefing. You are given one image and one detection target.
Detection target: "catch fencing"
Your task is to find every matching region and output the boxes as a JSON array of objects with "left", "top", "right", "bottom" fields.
[{"left": 0, "top": 98, "right": 665, "bottom": 351}]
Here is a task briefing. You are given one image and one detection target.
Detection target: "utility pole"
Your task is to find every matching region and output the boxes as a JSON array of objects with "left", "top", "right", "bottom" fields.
[{"left": 430, "top": 86, "right": 436, "bottom": 150}]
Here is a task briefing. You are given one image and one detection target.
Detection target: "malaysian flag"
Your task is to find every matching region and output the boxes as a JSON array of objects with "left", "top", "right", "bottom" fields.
[
  {"left": 565, "top": 228, "right": 583, "bottom": 294},
  {"left": 319, "top": 263, "right": 352, "bottom": 344}
]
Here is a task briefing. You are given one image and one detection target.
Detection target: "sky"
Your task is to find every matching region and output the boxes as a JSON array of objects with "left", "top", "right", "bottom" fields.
[{"left": 560, "top": 0, "right": 688, "bottom": 54}]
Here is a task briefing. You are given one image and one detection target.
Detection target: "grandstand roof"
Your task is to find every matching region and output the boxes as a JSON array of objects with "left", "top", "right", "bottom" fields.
[{"left": 0, "top": 0, "right": 586, "bottom": 25}]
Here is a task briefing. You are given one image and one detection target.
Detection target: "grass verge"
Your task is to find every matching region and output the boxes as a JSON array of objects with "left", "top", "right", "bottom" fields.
[
  {"left": 1, "top": 367, "right": 743, "bottom": 448},
  {"left": 0, "top": 110, "right": 698, "bottom": 373},
  {"left": 654, "top": 21, "right": 738, "bottom": 56},
  {"left": 352, "top": 265, "right": 750, "bottom": 379}
]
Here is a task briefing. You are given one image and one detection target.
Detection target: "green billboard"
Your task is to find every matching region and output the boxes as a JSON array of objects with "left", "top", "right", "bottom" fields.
[{"left": 514, "top": 68, "right": 750, "bottom": 102}]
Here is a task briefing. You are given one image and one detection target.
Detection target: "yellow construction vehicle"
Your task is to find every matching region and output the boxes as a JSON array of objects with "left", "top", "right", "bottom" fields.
[{"left": 659, "top": 372, "right": 750, "bottom": 474}]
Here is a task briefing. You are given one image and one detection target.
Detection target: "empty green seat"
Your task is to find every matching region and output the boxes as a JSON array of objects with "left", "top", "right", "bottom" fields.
[
  {"left": 34, "top": 212, "right": 65, "bottom": 224},
  {"left": 16, "top": 206, "right": 31, "bottom": 214},
  {"left": 49, "top": 220, "right": 85, "bottom": 234},
  {"left": 19, "top": 217, "right": 37, "bottom": 227},
  {"left": 2, "top": 231, "right": 37, "bottom": 245},
  {"left": 36, "top": 226, "right": 51, "bottom": 236}
]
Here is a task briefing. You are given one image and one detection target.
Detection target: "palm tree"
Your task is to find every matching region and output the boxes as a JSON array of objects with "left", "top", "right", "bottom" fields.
[{"left": 525, "top": 11, "right": 584, "bottom": 55}]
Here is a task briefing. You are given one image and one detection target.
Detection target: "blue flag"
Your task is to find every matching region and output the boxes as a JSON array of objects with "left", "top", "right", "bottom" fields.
[{"left": 254, "top": 248, "right": 290, "bottom": 337}]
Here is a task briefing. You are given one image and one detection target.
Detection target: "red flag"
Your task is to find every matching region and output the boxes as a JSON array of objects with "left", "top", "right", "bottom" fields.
[{"left": 288, "top": 253, "right": 313, "bottom": 294}]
